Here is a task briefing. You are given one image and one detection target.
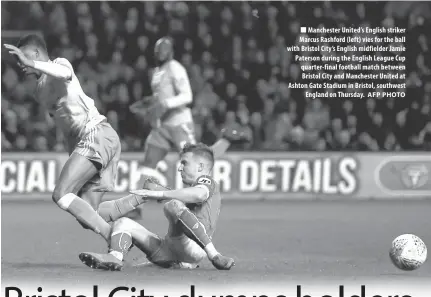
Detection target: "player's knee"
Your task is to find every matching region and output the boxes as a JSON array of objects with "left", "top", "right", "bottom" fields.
[
  {"left": 113, "top": 217, "right": 135, "bottom": 232},
  {"left": 52, "top": 183, "right": 79, "bottom": 204},
  {"left": 164, "top": 199, "right": 186, "bottom": 218},
  {"left": 52, "top": 185, "right": 70, "bottom": 204}
]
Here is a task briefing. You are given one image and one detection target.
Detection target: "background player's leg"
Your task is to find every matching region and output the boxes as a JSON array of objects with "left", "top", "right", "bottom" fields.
[
  {"left": 142, "top": 143, "right": 169, "bottom": 169},
  {"left": 210, "top": 122, "right": 253, "bottom": 158},
  {"left": 52, "top": 153, "right": 111, "bottom": 241},
  {"left": 140, "top": 128, "right": 170, "bottom": 182},
  {"left": 210, "top": 139, "right": 231, "bottom": 158}
]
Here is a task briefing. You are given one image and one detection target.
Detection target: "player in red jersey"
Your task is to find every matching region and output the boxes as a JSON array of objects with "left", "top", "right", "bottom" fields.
[
  {"left": 79, "top": 143, "right": 235, "bottom": 270},
  {"left": 130, "top": 36, "right": 249, "bottom": 184}
]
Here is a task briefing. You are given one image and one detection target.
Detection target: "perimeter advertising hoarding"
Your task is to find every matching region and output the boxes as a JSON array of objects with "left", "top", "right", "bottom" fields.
[{"left": 1, "top": 152, "right": 430, "bottom": 200}]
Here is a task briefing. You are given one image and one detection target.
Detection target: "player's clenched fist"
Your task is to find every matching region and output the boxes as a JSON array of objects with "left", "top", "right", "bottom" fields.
[{"left": 4, "top": 44, "right": 35, "bottom": 68}]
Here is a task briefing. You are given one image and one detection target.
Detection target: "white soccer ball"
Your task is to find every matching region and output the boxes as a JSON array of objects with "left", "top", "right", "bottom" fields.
[{"left": 389, "top": 234, "right": 427, "bottom": 271}]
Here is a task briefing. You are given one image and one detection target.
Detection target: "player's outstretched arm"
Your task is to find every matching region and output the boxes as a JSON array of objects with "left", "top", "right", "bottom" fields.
[
  {"left": 4, "top": 44, "right": 72, "bottom": 81},
  {"left": 130, "top": 186, "right": 208, "bottom": 204},
  {"left": 32, "top": 59, "right": 72, "bottom": 81}
]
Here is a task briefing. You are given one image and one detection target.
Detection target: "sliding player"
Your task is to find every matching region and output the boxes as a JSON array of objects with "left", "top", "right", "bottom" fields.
[
  {"left": 79, "top": 143, "right": 235, "bottom": 270},
  {"left": 4, "top": 35, "right": 119, "bottom": 242}
]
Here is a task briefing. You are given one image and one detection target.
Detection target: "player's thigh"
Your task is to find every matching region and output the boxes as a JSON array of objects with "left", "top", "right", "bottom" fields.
[
  {"left": 92, "top": 122, "right": 122, "bottom": 171},
  {"left": 168, "top": 122, "right": 196, "bottom": 151},
  {"left": 78, "top": 122, "right": 121, "bottom": 191},
  {"left": 142, "top": 128, "right": 170, "bottom": 168},
  {"left": 53, "top": 153, "right": 99, "bottom": 201},
  {"left": 113, "top": 217, "right": 162, "bottom": 257}
]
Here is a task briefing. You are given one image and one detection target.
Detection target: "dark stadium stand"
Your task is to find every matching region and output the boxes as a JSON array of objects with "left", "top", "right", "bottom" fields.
[{"left": 2, "top": 1, "right": 430, "bottom": 152}]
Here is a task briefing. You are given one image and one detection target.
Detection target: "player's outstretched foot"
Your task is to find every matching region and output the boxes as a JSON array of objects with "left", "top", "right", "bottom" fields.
[
  {"left": 221, "top": 123, "right": 251, "bottom": 143},
  {"left": 211, "top": 254, "right": 235, "bottom": 270},
  {"left": 79, "top": 252, "right": 123, "bottom": 271}
]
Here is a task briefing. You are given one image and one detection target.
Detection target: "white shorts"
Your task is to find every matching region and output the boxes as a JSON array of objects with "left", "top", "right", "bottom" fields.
[{"left": 147, "top": 234, "right": 206, "bottom": 268}]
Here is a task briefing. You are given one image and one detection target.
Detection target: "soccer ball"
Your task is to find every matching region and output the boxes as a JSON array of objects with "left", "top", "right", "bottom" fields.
[{"left": 389, "top": 234, "right": 427, "bottom": 271}]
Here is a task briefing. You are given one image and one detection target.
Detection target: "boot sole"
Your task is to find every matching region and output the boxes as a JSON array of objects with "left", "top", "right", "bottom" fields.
[{"left": 79, "top": 253, "right": 123, "bottom": 271}]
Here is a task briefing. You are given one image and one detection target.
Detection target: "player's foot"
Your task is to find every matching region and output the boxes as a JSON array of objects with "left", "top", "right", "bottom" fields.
[
  {"left": 211, "top": 254, "right": 235, "bottom": 270},
  {"left": 79, "top": 252, "right": 123, "bottom": 271},
  {"left": 221, "top": 123, "right": 251, "bottom": 143}
]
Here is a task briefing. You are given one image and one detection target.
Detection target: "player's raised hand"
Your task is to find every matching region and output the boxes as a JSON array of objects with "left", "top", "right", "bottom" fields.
[{"left": 4, "top": 44, "right": 34, "bottom": 68}]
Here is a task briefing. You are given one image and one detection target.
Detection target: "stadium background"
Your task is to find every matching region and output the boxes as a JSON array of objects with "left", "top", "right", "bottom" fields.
[
  {"left": 2, "top": 1, "right": 431, "bottom": 294},
  {"left": 1, "top": 1, "right": 430, "bottom": 200}
]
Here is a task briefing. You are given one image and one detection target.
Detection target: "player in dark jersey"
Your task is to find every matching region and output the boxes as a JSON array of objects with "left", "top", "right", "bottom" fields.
[{"left": 78, "top": 143, "right": 234, "bottom": 271}]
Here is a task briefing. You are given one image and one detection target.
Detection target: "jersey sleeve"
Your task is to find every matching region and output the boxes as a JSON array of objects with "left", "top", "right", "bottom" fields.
[
  {"left": 170, "top": 61, "right": 192, "bottom": 95},
  {"left": 53, "top": 58, "right": 74, "bottom": 79},
  {"left": 193, "top": 175, "right": 216, "bottom": 201}
]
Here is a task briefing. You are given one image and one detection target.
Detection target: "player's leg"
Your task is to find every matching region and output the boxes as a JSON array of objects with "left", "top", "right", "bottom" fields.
[
  {"left": 55, "top": 121, "right": 122, "bottom": 241},
  {"left": 210, "top": 122, "right": 253, "bottom": 158},
  {"left": 97, "top": 178, "right": 167, "bottom": 223},
  {"left": 139, "top": 127, "right": 171, "bottom": 184},
  {"left": 96, "top": 134, "right": 169, "bottom": 223},
  {"left": 170, "top": 121, "right": 250, "bottom": 158},
  {"left": 79, "top": 217, "right": 166, "bottom": 271},
  {"left": 52, "top": 152, "right": 111, "bottom": 241},
  {"left": 163, "top": 199, "right": 234, "bottom": 270}
]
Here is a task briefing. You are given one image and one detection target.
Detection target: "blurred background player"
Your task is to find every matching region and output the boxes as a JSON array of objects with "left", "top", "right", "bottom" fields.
[
  {"left": 3, "top": 35, "right": 121, "bottom": 243},
  {"left": 79, "top": 143, "right": 235, "bottom": 271},
  {"left": 130, "top": 36, "right": 250, "bottom": 184}
]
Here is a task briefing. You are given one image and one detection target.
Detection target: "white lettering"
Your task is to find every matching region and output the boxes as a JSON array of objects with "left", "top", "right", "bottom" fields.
[
  {"left": 313, "top": 159, "right": 322, "bottom": 192},
  {"left": 240, "top": 160, "right": 259, "bottom": 192},
  {"left": 213, "top": 160, "right": 231, "bottom": 192},
  {"left": 17, "top": 161, "right": 26, "bottom": 192},
  {"left": 47, "top": 161, "right": 56, "bottom": 192},
  {"left": 1, "top": 161, "right": 17, "bottom": 193},
  {"left": 26, "top": 161, "right": 45, "bottom": 192},
  {"left": 279, "top": 160, "right": 296, "bottom": 191},
  {"left": 322, "top": 158, "right": 337, "bottom": 194},
  {"left": 338, "top": 158, "right": 357, "bottom": 194},
  {"left": 115, "top": 161, "right": 129, "bottom": 192},
  {"left": 292, "top": 160, "right": 312, "bottom": 192},
  {"left": 260, "top": 160, "right": 277, "bottom": 192}
]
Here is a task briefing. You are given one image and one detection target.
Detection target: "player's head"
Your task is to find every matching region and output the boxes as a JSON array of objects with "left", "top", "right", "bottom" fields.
[
  {"left": 154, "top": 36, "right": 174, "bottom": 64},
  {"left": 16, "top": 34, "right": 48, "bottom": 76},
  {"left": 178, "top": 143, "right": 214, "bottom": 185}
]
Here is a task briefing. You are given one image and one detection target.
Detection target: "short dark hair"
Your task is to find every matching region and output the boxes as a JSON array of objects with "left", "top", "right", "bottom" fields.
[
  {"left": 180, "top": 142, "right": 214, "bottom": 167},
  {"left": 17, "top": 34, "right": 47, "bottom": 53}
]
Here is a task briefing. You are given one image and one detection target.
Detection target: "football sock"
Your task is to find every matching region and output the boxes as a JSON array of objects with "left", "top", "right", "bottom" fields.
[
  {"left": 210, "top": 139, "right": 230, "bottom": 158},
  {"left": 178, "top": 209, "right": 219, "bottom": 259},
  {"left": 56, "top": 193, "right": 111, "bottom": 241},
  {"left": 97, "top": 194, "right": 142, "bottom": 222},
  {"left": 109, "top": 231, "right": 133, "bottom": 261}
]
